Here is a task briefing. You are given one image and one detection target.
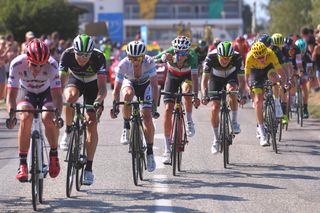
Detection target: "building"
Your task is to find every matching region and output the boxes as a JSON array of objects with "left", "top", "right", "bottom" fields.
[{"left": 68, "top": 0, "right": 243, "bottom": 46}]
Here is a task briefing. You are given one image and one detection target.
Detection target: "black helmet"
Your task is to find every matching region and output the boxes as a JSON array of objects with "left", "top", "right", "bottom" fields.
[{"left": 198, "top": 40, "right": 207, "bottom": 48}]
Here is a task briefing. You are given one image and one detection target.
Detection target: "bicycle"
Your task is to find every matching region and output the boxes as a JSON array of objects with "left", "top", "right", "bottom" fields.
[
  {"left": 262, "top": 81, "right": 278, "bottom": 153},
  {"left": 160, "top": 87, "right": 194, "bottom": 176},
  {"left": 294, "top": 74, "right": 304, "bottom": 127},
  {"left": 6, "top": 108, "right": 62, "bottom": 211},
  {"left": 113, "top": 99, "right": 152, "bottom": 186},
  {"left": 208, "top": 90, "right": 238, "bottom": 169},
  {"left": 64, "top": 102, "right": 95, "bottom": 197}
]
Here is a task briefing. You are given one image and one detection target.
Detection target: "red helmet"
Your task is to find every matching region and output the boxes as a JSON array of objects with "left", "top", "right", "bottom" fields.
[
  {"left": 26, "top": 39, "right": 50, "bottom": 65},
  {"left": 235, "top": 36, "right": 245, "bottom": 43}
]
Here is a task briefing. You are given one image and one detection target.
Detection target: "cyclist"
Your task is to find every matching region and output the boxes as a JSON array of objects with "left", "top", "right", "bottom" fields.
[
  {"left": 153, "top": 36, "right": 200, "bottom": 164},
  {"left": 194, "top": 40, "right": 209, "bottom": 88},
  {"left": 201, "top": 41, "right": 243, "bottom": 154},
  {"left": 110, "top": 40, "right": 159, "bottom": 172},
  {"left": 6, "top": 39, "right": 63, "bottom": 182},
  {"left": 295, "top": 39, "right": 314, "bottom": 118},
  {"left": 59, "top": 34, "right": 107, "bottom": 185},
  {"left": 282, "top": 36, "right": 303, "bottom": 112},
  {"left": 245, "top": 42, "right": 283, "bottom": 146},
  {"left": 232, "top": 35, "right": 250, "bottom": 102}
]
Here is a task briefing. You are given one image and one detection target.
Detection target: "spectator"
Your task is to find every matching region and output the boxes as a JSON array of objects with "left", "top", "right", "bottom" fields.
[{"left": 21, "top": 31, "right": 35, "bottom": 54}]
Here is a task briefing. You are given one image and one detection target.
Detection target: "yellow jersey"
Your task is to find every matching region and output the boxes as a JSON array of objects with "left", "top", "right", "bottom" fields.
[{"left": 245, "top": 48, "right": 282, "bottom": 75}]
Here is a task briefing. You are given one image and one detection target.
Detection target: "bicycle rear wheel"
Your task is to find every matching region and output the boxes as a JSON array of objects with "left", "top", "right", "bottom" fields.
[
  {"left": 31, "top": 134, "right": 39, "bottom": 211},
  {"left": 298, "top": 89, "right": 303, "bottom": 127},
  {"left": 66, "top": 131, "right": 76, "bottom": 197},
  {"left": 38, "top": 141, "right": 45, "bottom": 204},
  {"left": 131, "top": 122, "right": 139, "bottom": 186}
]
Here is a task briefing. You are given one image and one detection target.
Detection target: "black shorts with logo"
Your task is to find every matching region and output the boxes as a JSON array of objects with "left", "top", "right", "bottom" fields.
[{"left": 17, "top": 87, "right": 53, "bottom": 109}]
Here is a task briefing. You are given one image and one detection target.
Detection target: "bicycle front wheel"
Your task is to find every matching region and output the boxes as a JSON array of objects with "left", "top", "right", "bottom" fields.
[
  {"left": 76, "top": 129, "right": 86, "bottom": 191},
  {"left": 221, "top": 111, "right": 229, "bottom": 168},
  {"left": 267, "top": 105, "right": 278, "bottom": 153},
  {"left": 131, "top": 122, "right": 140, "bottom": 186},
  {"left": 66, "top": 131, "right": 76, "bottom": 197},
  {"left": 31, "top": 134, "right": 39, "bottom": 211},
  {"left": 172, "top": 115, "right": 183, "bottom": 176},
  {"left": 298, "top": 89, "right": 304, "bottom": 127}
]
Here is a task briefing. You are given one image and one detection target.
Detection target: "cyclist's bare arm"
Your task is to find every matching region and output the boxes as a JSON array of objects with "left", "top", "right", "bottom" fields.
[
  {"left": 191, "top": 72, "right": 199, "bottom": 96},
  {"left": 201, "top": 73, "right": 210, "bottom": 97},
  {"left": 51, "top": 88, "right": 63, "bottom": 115},
  {"left": 6, "top": 88, "right": 18, "bottom": 112},
  {"left": 96, "top": 75, "right": 107, "bottom": 103},
  {"left": 59, "top": 71, "right": 69, "bottom": 89},
  {"left": 150, "top": 75, "right": 158, "bottom": 106},
  {"left": 112, "top": 80, "right": 122, "bottom": 103}
]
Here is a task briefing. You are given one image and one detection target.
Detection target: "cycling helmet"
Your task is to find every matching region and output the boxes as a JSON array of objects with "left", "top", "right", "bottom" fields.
[
  {"left": 251, "top": 41, "right": 268, "bottom": 58},
  {"left": 284, "top": 37, "right": 293, "bottom": 46},
  {"left": 198, "top": 40, "right": 207, "bottom": 48},
  {"left": 126, "top": 40, "right": 146, "bottom": 56},
  {"left": 73, "top": 34, "right": 95, "bottom": 53},
  {"left": 295, "top": 39, "right": 307, "bottom": 53},
  {"left": 271, "top": 33, "right": 284, "bottom": 47},
  {"left": 217, "top": 41, "right": 234, "bottom": 57},
  {"left": 258, "top": 34, "right": 272, "bottom": 47},
  {"left": 172, "top": 36, "right": 191, "bottom": 50},
  {"left": 26, "top": 39, "right": 50, "bottom": 65}
]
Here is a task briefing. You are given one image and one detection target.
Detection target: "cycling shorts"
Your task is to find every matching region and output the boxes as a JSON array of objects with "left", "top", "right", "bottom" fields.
[
  {"left": 164, "top": 71, "right": 192, "bottom": 103},
  {"left": 209, "top": 71, "right": 238, "bottom": 100},
  {"left": 17, "top": 87, "right": 53, "bottom": 109}
]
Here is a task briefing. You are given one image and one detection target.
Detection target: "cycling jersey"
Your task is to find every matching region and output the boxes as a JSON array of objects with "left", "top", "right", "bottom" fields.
[
  {"left": 203, "top": 49, "right": 244, "bottom": 78},
  {"left": 8, "top": 54, "right": 61, "bottom": 94},
  {"left": 115, "top": 55, "right": 157, "bottom": 85},
  {"left": 232, "top": 41, "right": 250, "bottom": 65},
  {"left": 301, "top": 50, "right": 314, "bottom": 74},
  {"left": 245, "top": 48, "right": 281, "bottom": 76},
  {"left": 59, "top": 47, "right": 107, "bottom": 83},
  {"left": 154, "top": 47, "right": 198, "bottom": 75}
]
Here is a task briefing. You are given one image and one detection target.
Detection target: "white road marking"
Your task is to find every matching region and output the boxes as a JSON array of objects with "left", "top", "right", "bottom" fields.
[{"left": 153, "top": 175, "right": 173, "bottom": 213}]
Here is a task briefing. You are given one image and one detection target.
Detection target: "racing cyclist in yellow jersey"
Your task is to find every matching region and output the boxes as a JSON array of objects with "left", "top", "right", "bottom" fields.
[{"left": 245, "top": 42, "right": 282, "bottom": 146}]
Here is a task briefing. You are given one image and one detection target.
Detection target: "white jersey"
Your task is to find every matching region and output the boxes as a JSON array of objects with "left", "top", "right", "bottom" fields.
[
  {"left": 115, "top": 55, "right": 157, "bottom": 84},
  {"left": 8, "top": 54, "right": 61, "bottom": 94}
]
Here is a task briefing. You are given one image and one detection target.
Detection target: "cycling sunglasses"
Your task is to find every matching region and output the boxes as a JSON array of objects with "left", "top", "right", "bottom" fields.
[
  {"left": 255, "top": 55, "right": 266, "bottom": 60},
  {"left": 128, "top": 55, "right": 144, "bottom": 62},
  {"left": 218, "top": 55, "right": 232, "bottom": 61},
  {"left": 75, "top": 52, "right": 92, "bottom": 58},
  {"left": 30, "top": 62, "right": 44, "bottom": 68},
  {"left": 175, "top": 51, "right": 189, "bottom": 57}
]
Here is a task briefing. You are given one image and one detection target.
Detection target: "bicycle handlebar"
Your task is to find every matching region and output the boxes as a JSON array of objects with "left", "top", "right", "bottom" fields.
[
  {"left": 208, "top": 90, "right": 239, "bottom": 95},
  {"left": 63, "top": 102, "right": 94, "bottom": 109},
  {"left": 160, "top": 91, "right": 195, "bottom": 97}
]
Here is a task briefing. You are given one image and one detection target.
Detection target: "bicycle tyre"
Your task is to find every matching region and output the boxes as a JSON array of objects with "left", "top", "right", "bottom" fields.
[
  {"left": 278, "top": 119, "right": 283, "bottom": 142},
  {"left": 76, "top": 128, "right": 86, "bottom": 191},
  {"left": 66, "top": 131, "right": 76, "bottom": 198},
  {"left": 131, "top": 121, "right": 139, "bottom": 186},
  {"left": 31, "top": 134, "right": 39, "bottom": 211},
  {"left": 38, "top": 141, "right": 44, "bottom": 204},
  {"left": 267, "top": 105, "right": 278, "bottom": 153},
  {"left": 298, "top": 89, "right": 303, "bottom": 127},
  {"left": 296, "top": 89, "right": 301, "bottom": 125},
  {"left": 172, "top": 114, "right": 182, "bottom": 176},
  {"left": 138, "top": 127, "right": 145, "bottom": 181},
  {"left": 221, "top": 111, "right": 229, "bottom": 168}
]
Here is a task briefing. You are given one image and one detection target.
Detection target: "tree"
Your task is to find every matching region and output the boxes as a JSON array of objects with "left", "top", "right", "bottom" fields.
[
  {"left": 0, "top": 0, "right": 82, "bottom": 42},
  {"left": 267, "top": 0, "right": 312, "bottom": 35}
]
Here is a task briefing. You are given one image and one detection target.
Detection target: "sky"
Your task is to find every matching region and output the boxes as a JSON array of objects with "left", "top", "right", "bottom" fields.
[{"left": 243, "top": 0, "right": 270, "bottom": 21}]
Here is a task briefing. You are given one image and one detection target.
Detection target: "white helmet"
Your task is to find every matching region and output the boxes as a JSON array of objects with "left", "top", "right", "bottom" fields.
[
  {"left": 172, "top": 36, "right": 191, "bottom": 50},
  {"left": 126, "top": 40, "right": 146, "bottom": 56}
]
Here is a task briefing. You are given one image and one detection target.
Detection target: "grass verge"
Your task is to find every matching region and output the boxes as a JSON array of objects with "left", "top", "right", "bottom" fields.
[{"left": 309, "top": 92, "right": 320, "bottom": 118}]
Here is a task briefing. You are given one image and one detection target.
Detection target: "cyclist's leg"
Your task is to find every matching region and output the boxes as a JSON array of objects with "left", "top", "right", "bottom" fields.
[
  {"left": 301, "top": 74, "right": 309, "bottom": 117},
  {"left": 226, "top": 72, "right": 240, "bottom": 131},
  {"left": 122, "top": 79, "right": 135, "bottom": 129},
  {"left": 63, "top": 75, "right": 80, "bottom": 127},
  {"left": 182, "top": 76, "right": 195, "bottom": 136},
  {"left": 140, "top": 84, "right": 156, "bottom": 171},
  {"left": 162, "top": 72, "right": 177, "bottom": 161},
  {"left": 208, "top": 75, "right": 223, "bottom": 153},
  {"left": 16, "top": 88, "right": 35, "bottom": 180}
]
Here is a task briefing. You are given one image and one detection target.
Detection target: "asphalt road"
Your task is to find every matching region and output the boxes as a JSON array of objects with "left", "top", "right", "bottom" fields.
[{"left": 0, "top": 94, "right": 320, "bottom": 212}]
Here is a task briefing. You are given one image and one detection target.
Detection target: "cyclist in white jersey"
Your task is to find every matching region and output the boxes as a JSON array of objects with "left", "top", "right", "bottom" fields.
[
  {"left": 110, "top": 40, "right": 159, "bottom": 172},
  {"left": 6, "top": 39, "right": 63, "bottom": 182}
]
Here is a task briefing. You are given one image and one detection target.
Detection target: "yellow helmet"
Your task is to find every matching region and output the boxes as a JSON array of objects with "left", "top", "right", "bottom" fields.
[
  {"left": 271, "top": 33, "right": 284, "bottom": 47},
  {"left": 251, "top": 42, "right": 267, "bottom": 58}
]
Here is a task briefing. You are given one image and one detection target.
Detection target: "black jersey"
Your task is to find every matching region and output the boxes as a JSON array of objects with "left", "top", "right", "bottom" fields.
[
  {"left": 59, "top": 47, "right": 107, "bottom": 83},
  {"left": 271, "top": 45, "right": 285, "bottom": 64},
  {"left": 302, "top": 50, "right": 314, "bottom": 73},
  {"left": 203, "top": 49, "right": 244, "bottom": 78}
]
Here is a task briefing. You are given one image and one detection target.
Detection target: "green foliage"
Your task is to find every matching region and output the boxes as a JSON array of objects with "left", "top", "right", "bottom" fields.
[
  {"left": 0, "top": 0, "right": 81, "bottom": 42},
  {"left": 268, "top": 0, "right": 313, "bottom": 35}
]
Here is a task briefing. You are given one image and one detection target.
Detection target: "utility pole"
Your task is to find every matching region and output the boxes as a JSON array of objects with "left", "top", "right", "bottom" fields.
[{"left": 251, "top": 1, "right": 256, "bottom": 35}]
